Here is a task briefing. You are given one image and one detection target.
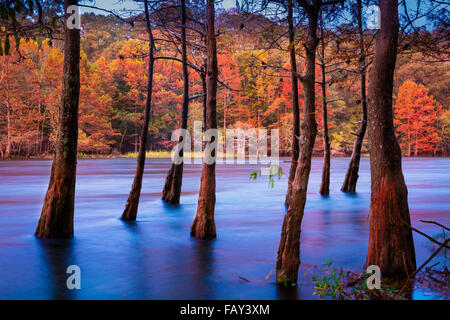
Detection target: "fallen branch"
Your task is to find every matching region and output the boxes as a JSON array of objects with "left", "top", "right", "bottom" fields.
[
  {"left": 399, "top": 238, "right": 449, "bottom": 295},
  {"left": 400, "top": 219, "right": 450, "bottom": 249},
  {"left": 425, "top": 261, "right": 440, "bottom": 272},
  {"left": 420, "top": 220, "right": 450, "bottom": 232}
]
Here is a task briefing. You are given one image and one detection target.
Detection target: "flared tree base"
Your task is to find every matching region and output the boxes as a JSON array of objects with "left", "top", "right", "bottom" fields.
[
  {"left": 190, "top": 215, "right": 216, "bottom": 240},
  {"left": 161, "top": 163, "right": 183, "bottom": 204}
]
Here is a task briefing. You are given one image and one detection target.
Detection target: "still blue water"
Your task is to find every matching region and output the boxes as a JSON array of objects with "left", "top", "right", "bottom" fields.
[{"left": 0, "top": 157, "right": 448, "bottom": 299}]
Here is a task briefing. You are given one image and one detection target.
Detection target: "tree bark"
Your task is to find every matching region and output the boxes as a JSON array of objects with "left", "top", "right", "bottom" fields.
[
  {"left": 285, "top": 0, "right": 301, "bottom": 207},
  {"left": 341, "top": 0, "right": 367, "bottom": 193},
  {"left": 319, "top": 18, "right": 330, "bottom": 196},
  {"left": 201, "top": 66, "right": 207, "bottom": 130},
  {"left": 366, "top": 0, "right": 416, "bottom": 278},
  {"left": 276, "top": 3, "right": 319, "bottom": 285},
  {"left": 162, "top": 0, "right": 189, "bottom": 204},
  {"left": 35, "top": 0, "right": 80, "bottom": 238},
  {"left": 121, "top": 0, "right": 154, "bottom": 221},
  {"left": 190, "top": 0, "right": 217, "bottom": 239}
]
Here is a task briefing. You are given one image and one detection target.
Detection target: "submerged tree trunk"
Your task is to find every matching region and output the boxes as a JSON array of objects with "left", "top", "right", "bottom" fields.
[
  {"left": 285, "top": 0, "right": 301, "bottom": 207},
  {"left": 341, "top": 0, "right": 367, "bottom": 193},
  {"left": 121, "top": 0, "right": 154, "bottom": 221},
  {"left": 366, "top": 0, "right": 416, "bottom": 278},
  {"left": 190, "top": 0, "right": 218, "bottom": 239},
  {"left": 319, "top": 63, "right": 330, "bottom": 195},
  {"left": 319, "top": 21, "right": 330, "bottom": 196},
  {"left": 162, "top": 0, "right": 189, "bottom": 204},
  {"left": 276, "top": 4, "right": 319, "bottom": 284},
  {"left": 35, "top": 0, "right": 80, "bottom": 239}
]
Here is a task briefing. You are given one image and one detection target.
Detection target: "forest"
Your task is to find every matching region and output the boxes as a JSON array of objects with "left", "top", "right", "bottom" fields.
[
  {"left": 0, "top": 0, "right": 449, "bottom": 302},
  {"left": 0, "top": 3, "right": 448, "bottom": 158}
]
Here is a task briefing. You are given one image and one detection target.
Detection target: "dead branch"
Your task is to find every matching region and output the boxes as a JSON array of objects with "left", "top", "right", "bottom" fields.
[{"left": 420, "top": 220, "right": 450, "bottom": 232}]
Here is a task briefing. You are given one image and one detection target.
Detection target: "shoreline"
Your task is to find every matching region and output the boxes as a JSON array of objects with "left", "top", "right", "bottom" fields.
[{"left": 1, "top": 154, "right": 448, "bottom": 161}]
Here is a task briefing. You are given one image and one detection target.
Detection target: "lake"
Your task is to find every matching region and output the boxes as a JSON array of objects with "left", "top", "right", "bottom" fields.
[{"left": 0, "top": 157, "right": 448, "bottom": 299}]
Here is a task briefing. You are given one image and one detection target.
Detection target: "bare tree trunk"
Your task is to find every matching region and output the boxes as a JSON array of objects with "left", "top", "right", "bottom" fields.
[
  {"left": 191, "top": 0, "right": 217, "bottom": 239},
  {"left": 162, "top": 0, "right": 189, "bottom": 204},
  {"left": 119, "top": 126, "right": 127, "bottom": 153},
  {"left": 366, "top": 0, "right": 416, "bottom": 278},
  {"left": 35, "top": 0, "right": 80, "bottom": 238},
  {"left": 276, "top": 4, "right": 319, "bottom": 284},
  {"left": 121, "top": 0, "right": 154, "bottom": 221},
  {"left": 319, "top": 64, "right": 330, "bottom": 195},
  {"left": 285, "top": 0, "right": 301, "bottom": 206},
  {"left": 224, "top": 89, "right": 227, "bottom": 131},
  {"left": 36, "top": 102, "right": 41, "bottom": 156},
  {"left": 341, "top": 0, "right": 367, "bottom": 193},
  {"left": 5, "top": 95, "right": 11, "bottom": 158},
  {"left": 319, "top": 18, "right": 330, "bottom": 196},
  {"left": 201, "top": 67, "right": 207, "bottom": 130},
  {"left": 414, "top": 134, "right": 418, "bottom": 157},
  {"left": 408, "top": 137, "right": 411, "bottom": 156}
]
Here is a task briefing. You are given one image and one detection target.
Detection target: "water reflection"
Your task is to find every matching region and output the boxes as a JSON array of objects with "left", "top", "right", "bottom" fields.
[
  {"left": 121, "top": 220, "right": 153, "bottom": 299},
  {"left": 36, "top": 239, "right": 77, "bottom": 300},
  {"left": 276, "top": 284, "right": 299, "bottom": 300},
  {"left": 191, "top": 239, "right": 216, "bottom": 299}
]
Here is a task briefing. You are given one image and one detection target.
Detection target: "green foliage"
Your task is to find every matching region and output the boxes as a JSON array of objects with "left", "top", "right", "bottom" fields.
[
  {"left": 0, "top": 0, "right": 35, "bottom": 56},
  {"left": 312, "top": 260, "right": 351, "bottom": 300},
  {"left": 312, "top": 260, "right": 407, "bottom": 300},
  {"left": 249, "top": 169, "right": 260, "bottom": 181},
  {"left": 275, "top": 272, "right": 296, "bottom": 288},
  {"left": 250, "top": 165, "right": 283, "bottom": 189}
]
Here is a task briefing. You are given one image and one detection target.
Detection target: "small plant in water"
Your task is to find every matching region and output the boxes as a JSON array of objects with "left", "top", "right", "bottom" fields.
[
  {"left": 312, "top": 260, "right": 407, "bottom": 300},
  {"left": 312, "top": 260, "right": 351, "bottom": 300},
  {"left": 275, "top": 273, "right": 296, "bottom": 288},
  {"left": 250, "top": 165, "right": 283, "bottom": 189}
]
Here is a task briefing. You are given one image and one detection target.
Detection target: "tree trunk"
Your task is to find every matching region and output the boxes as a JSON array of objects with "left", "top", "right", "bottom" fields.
[
  {"left": 190, "top": 0, "right": 218, "bottom": 239},
  {"left": 319, "top": 19, "right": 330, "bottom": 196},
  {"left": 319, "top": 63, "right": 330, "bottom": 196},
  {"left": 366, "top": 0, "right": 416, "bottom": 278},
  {"left": 162, "top": 0, "right": 189, "bottom": 204},
  {"left": 5, "top": 94, "right": 11, "bottom": 158},
  {"left": 119, "top": 126, "right": 127, "bottom": 153},
  {"left": 121, "top": 0, "right": 154, "bottom": 221},
  {"left": 224, "top": 89, "right": 227, "bottom": 131},
  {"left": 341, "top": 0, "right": 367, "bottom": 193},
  {"left": 414, "top": 134, "right": 418, "bottom": 156},
  {"left": 35, "top": 0, "right": 80, "bottom": 239},
  {"left": 201, "top": 68, "right": 207, "bottom": 130},
  {"left": 276, "top": 5, "right": 318, "bottom": 285},
  {"left": 285, "top": 0, "right": 301, "bottom": 207}
]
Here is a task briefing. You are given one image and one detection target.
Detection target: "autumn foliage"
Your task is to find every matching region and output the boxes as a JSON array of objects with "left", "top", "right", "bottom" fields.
[
  {"left": 0, "top": 12, "right": 448, "bottom": 158},
  {"left": 394, "top": 81, "right": 442, "bottom": 156}
]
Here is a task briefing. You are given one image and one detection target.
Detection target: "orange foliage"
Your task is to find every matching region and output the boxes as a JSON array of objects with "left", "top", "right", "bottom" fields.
[{"left": 394, "top": 81, "right": 441, "bottom": 156}]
